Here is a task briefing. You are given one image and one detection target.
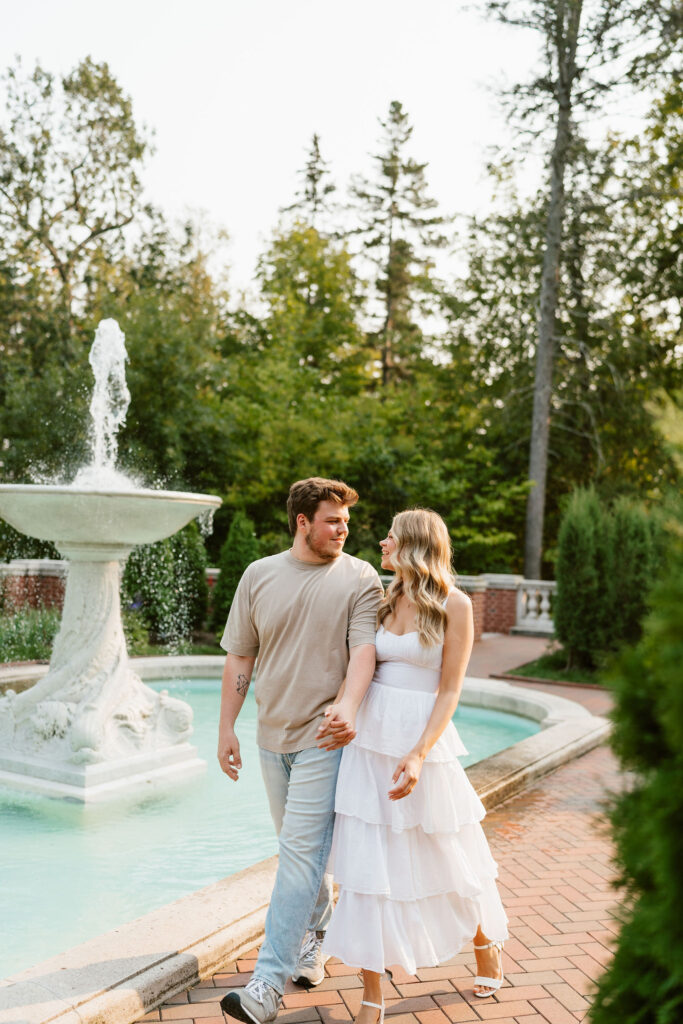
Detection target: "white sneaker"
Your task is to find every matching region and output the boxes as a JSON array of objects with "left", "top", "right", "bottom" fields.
[
  {"left": 220, "top": 976, "right": 281, "bottom": 1024},
  {"left": 292, "top": 929, "right": 330, "bottom": 987}
]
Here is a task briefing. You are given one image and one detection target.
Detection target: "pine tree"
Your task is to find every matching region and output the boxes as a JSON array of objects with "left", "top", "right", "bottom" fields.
[
  {"left": 350, "top": 100, "right": 447, "bottom": 386},
  {"left": 283, "top": 133, "right": 336, "bottom": 233}
]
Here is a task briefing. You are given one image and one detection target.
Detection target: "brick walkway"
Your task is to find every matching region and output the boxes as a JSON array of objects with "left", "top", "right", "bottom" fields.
[
  {"left": 141, "top": 644, "right": 620, "bottom": 1024},
  {"left": 144, "top": 750, "right": 620, "bottom": 1024}
]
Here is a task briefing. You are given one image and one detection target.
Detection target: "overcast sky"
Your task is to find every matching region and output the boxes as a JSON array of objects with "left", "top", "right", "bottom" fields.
[{"left": 3, "top": 0, "right": 544, "bottom": 295}]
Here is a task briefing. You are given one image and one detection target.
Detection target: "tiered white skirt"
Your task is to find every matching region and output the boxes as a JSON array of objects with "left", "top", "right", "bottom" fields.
[{"left": 322, "top": 681, "right": 509, "bottom": 974}]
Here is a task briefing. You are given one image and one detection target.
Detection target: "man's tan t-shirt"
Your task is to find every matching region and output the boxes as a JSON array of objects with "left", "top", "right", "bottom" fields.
[{"left": 220, "top": 550, "right": 383, "bottom": 753}]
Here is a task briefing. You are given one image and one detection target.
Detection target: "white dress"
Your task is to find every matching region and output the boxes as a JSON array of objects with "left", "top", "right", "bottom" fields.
[{"left": 322, "top": 621, "right": 509, "bottom": 974}]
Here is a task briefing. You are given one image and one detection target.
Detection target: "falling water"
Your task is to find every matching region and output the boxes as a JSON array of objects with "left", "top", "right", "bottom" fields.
[{"left": 73, "top": 320, "right": 135, "bottom": 489}]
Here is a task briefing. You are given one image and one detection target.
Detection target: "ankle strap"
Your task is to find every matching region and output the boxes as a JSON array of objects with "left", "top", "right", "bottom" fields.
[
  {"left": 474, "top": 940, "right": 503, "bottom": 950},
  {"left": 361, "top": 1001, "right": 383, "bottom": 1010}
]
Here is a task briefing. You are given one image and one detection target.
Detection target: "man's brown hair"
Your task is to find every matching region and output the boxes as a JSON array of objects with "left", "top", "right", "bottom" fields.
[{"left": 287, "top": 477, "right": 359, "bottom": 535}]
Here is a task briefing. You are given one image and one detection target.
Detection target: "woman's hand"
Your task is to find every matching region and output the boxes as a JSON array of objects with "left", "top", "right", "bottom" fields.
[
  {"left": 316, "top": 700, "right": 356, "bottom": 750},
  {"left": 388, "top": 751, "right": 424, "bottom": 800}
]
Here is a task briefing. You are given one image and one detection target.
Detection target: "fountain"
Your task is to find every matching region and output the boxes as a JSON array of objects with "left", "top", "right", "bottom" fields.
[{"left": 0, "top": 319, "right": 222, "bottom": 801}]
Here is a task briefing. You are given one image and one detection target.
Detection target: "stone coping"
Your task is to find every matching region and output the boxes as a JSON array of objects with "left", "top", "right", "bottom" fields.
[{"left": 0, "top": 660, "right": 609, "bottom": 1024}]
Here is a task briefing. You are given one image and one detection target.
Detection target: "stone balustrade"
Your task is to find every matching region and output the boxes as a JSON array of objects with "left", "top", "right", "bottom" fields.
[
  {"left": 1, "top": 560, "right": 557, "bottom": 641},
  {"left": 514, "top": 578, "right": 556, "bottom": 635}
]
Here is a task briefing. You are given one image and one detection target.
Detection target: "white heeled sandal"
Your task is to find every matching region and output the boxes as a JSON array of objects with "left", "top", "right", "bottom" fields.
[
  {"left": 473, "top": 940, "right": 504, "bottom": 997},
  {"left": 359, "top": 999, "right": 384, "bottom": 1024}
]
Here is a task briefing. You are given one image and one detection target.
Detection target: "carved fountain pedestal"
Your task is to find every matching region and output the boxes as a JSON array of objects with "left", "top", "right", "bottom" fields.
[{"left": 0, "top": 486, "right": 221, "bottom": 801}]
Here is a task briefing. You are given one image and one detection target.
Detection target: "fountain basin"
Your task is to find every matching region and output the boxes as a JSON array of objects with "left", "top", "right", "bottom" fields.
[{"left": 0, "top": 485, "right": 220, "bottom": 553}]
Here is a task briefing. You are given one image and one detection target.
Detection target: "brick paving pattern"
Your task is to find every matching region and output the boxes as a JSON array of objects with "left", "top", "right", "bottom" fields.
[{"left": 142, "top": 734, "right": 621, "bottom": 1024}]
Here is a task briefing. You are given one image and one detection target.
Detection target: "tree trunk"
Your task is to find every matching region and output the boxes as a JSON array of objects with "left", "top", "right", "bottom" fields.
[{"left": 524, "top": 0, "right": 583, "bottom": 579}]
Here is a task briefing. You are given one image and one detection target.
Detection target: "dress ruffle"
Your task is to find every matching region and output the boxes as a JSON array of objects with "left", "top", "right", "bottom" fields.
[
  {"left": 323, "top": 885, "right": 509, "bottom": 976},
  {"left": 353, "top": 681, "right": 468, "bottom": 762},
  {"left": 328, "top": 815, "right": 499, "bottom": 900},
  {"left": 334, "top": 745, "right": 486, "bottom": 834}
]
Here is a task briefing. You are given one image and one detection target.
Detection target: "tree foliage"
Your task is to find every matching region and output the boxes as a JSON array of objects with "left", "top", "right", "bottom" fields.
[{"left": 0, "top": 52, "right": 680, "bottom": 588}]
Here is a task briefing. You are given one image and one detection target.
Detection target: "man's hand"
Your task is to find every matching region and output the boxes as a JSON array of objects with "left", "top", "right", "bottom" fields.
[
  {"left": 316, "top": 701, "right": 356, "bottom": 750},
  {"left": 218, "top": 727, "right": 242, "bottom": 780},
  {"left": 388, "top": 751, "right": 424, "bottom": 800}
]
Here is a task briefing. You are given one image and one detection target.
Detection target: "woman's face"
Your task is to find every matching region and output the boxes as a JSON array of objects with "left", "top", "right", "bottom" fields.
[{"left": 379, "top": 526, "right": 398, "bottom": 570}]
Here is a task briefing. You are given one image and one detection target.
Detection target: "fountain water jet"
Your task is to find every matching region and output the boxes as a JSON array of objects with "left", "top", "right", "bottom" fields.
[{"left": 0, "top": 319, "right": 221, "bottom": 800}]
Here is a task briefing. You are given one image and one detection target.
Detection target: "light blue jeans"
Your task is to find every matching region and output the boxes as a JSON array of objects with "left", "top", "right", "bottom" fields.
[{"left": 254, "top": 743, "right": 342, "bottom": 995}]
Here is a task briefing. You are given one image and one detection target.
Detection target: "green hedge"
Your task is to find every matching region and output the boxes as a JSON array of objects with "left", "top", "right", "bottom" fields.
[
  {"left": 122, "top": 520, "right": 208, "bottom": 647},
  {"left": 591, "top": 502, "right": 683, "bottom": 1023},
  {"left": 554, "top": 488, "right": 662, "bottom": 668},
  {"left": 210, "top": 511, "right": 261, "bottom": 633}
]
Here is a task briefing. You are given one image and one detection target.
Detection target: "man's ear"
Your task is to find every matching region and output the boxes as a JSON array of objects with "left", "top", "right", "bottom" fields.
[{"left": 297, "top": 512, "right": 309, "bottom": 531}]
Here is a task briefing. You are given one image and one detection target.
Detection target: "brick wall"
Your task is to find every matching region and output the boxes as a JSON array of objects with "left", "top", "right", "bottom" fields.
[
  {"left": 469, "top": 589, "right": 485, "bottom": 641},
  {"left": 482, "top": 588, "right": 518, "bottom": 634},
  {"left": 1, "top": 563, "right": 535, "bottom": 639},
  {"left": 1, "top": 560, "right": 67, "bottom": 611}
]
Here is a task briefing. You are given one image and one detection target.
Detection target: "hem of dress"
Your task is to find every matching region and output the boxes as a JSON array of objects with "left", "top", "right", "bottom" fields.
[{"left": 321, "top": 932, "right": 510, "bottom": 976}]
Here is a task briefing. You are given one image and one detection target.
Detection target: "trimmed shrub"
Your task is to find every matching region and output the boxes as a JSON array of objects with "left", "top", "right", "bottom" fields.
[
  {"left": 606, "top": 498, "right": 656, "bottom": 652},
  {"left": 555, "top": 488, "right": 663, "bottom": 669},
  {"left": 554, "top": 487, "right": 609, "bottom": 668},
  {"left": 123, "top": 521, "right": 208, "bottom": 646},
  {"left": 210, "top": 512, "right": 261, "bottom": 633},
  {"left": 591, "top": 505, "right": 683, "bottom": 1024}
]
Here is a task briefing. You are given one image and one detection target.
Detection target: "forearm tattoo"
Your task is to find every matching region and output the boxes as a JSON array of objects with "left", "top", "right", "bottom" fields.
[{"left": 235, "top": 673, "right": 250, "bottom": 697}]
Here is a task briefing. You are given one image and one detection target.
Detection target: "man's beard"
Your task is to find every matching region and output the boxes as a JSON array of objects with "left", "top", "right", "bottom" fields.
[{"left": 305, "top": 529, "right": 343, "bottom": 561}]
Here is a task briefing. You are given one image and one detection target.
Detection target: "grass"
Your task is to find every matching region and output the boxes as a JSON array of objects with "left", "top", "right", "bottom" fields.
[{"left": 509, "top": 648, "right": 602, "bottom": 686}]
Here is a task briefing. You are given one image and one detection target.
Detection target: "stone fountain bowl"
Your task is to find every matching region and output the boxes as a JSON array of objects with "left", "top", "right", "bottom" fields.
[{"left": 0, "top": 484, "right": 221, "bottom": 551}]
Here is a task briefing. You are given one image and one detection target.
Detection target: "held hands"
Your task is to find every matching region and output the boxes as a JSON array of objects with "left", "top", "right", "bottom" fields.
[
  {"left": 316, "top": 701, "right": 356, "bottom": 750},
  {"left": 388, "top": 750, "right": 424, "bottom": 800},
  {"left": 217, "top": 728, "right": 242, "bottom": 781}
]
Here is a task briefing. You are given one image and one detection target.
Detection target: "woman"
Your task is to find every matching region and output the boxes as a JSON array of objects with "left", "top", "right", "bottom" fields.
[{"left": 319, "top": 509, "right": 508, "bottom": 1020}]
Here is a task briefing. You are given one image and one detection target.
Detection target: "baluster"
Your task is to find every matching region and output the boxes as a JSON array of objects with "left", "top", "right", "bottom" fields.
[
  {"left": 539, "top": 587, "right": 552, "bottom": 624},
  {"left": 526, "top": 587, "right": 539, "bottom": 623}
]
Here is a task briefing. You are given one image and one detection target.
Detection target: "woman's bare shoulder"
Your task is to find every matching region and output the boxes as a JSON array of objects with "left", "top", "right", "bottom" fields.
[
  {"left": 445, "top": 587, "right": 472, "bottom": 624},
  {"left": 446, "top": 587, "right": 471, "bottom": 610}
]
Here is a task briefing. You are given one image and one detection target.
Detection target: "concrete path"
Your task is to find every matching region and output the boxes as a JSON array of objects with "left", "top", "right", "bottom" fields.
[
  {"left": 140, "top": 639, "right": 620, "bottom": 1024},
  {"left": 466, "top": 635, "right": 552, "bottom": 682}
]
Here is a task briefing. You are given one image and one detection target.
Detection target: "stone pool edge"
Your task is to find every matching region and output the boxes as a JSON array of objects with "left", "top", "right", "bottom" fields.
[{"left": 0, "top": 662, "right": 610, "bottom": 1024}]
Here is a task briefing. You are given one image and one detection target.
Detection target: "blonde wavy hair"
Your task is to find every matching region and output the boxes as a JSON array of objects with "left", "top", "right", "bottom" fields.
[{"left": 378, "top": 508, "right": 455, "bottom": 646}]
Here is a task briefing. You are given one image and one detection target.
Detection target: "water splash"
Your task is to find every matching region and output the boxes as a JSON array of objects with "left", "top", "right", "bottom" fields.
[
  {"left": 74, "top": 319, "right": 133, "bottom": 489},
  {"left": 196, "top": 508, "right": 215, "bottom": 537}
]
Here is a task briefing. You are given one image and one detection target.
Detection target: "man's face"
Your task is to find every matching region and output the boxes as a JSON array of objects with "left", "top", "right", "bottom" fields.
[{"left": 302, "top": 500, "right": 350, "bottom": 560}]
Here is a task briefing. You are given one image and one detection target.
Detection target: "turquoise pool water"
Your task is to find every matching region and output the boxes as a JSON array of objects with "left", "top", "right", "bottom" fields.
[{"left": 0, "top": 679, "right": 539, "bottom": 978}]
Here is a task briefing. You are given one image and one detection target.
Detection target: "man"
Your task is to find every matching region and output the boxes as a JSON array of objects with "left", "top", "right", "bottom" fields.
[{"left": 218, "top": 477, "right": 383, "bottom": 1024}]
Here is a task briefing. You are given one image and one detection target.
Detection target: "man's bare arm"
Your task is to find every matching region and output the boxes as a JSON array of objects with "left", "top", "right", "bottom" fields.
[{"left": 217, "top": 652, "right": 256, "bottom": 780}]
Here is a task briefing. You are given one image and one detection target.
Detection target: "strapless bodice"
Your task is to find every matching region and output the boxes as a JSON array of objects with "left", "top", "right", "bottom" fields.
[{"left": 373, "top": 624, "right": 443, "bottom": 693}]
